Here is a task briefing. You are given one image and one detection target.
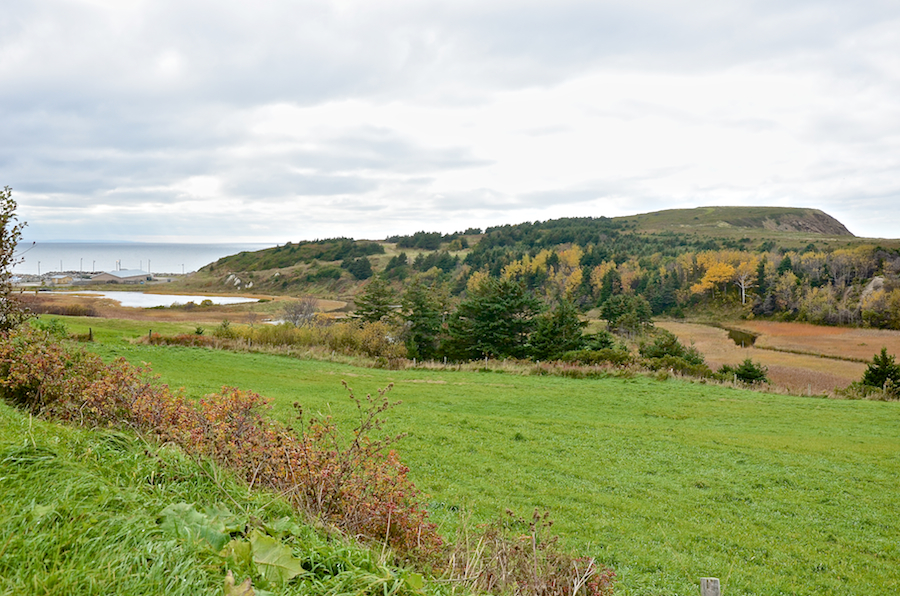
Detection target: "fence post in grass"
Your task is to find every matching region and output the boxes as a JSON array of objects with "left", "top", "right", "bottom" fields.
[
  {"left": 88, "top": 328, "right": 92, "bottom": 342},
  {"left": 700, "top": 577, "right": 720, "bottom": 596}
]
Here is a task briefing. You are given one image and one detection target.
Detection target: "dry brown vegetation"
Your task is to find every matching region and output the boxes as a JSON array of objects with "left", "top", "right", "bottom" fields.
[
  {"left": 735, "top": 320, "right": 900, "bottom": 361},
  {"left": 656, "top": 320, "right": 900, "bottom": 394}
]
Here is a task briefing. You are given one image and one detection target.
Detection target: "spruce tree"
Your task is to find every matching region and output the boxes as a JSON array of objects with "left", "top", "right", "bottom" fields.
[
  {"left": 862, "top": 347, "right": 900, "bottom": 389},
  {"left": 446, "top": 277, "right": 542, "bottom": 360},
  {"left": 353, "top": 277, "right": 396, "bottom": 324},
  {"left": 529, "top": 299, "right": 586, "bottom": 360},
  {"left": 400, "top": 278, "right": 445, "bottom": 360}
]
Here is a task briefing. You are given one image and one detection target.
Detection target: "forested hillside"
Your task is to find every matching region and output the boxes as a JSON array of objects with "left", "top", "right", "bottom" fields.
[{"left": 188, "top": 207, "right": 900, "bottom": 330}]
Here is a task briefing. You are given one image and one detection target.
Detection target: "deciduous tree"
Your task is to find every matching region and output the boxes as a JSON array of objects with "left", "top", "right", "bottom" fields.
[
  {"left": 0, "top": 186, "right": 28, "bottom": 331},
  {"left": 732, "top": 257, "right": 759, "bottom": 305}
]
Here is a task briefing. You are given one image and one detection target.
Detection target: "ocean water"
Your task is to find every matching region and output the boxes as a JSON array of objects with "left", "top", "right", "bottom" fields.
[{"left": 12, "top": 242, "right": 273, "bottom": 276}]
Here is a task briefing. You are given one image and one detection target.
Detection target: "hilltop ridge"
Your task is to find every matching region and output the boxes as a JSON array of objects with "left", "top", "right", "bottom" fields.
[{"left": 618, "top": 206, "right": 853, "bottom": 237}]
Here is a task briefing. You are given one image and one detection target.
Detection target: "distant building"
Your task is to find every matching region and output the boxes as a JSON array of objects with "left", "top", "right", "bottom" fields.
[
  {"left": 49, "top": 275, "right": 74, "bottom": 285},
  {"left": 91, "top": 269, "right": 152, "bottom": 284}
]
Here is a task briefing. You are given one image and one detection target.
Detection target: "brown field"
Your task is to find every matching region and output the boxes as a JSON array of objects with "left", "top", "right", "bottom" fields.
[
  {"left": 656, "top": 321, "right": 874, "bottom": 394},
  {"left": 732, "top": 320, "right": 900, "bottom": 362}
]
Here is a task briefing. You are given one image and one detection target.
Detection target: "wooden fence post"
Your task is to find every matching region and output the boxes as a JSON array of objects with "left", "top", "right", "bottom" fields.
[{"left": 700, "top": 577, "right": 720, "bottom": 596}]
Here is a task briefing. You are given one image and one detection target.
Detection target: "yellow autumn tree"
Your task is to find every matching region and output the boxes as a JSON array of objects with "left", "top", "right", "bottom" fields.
[
  {"left": 616, "top": 259, "right": 644, "bottom": 295},
  {"left": 590, "top": 261, "right": 617, "bottom": 296},
  {"left": 548, "top": 245, "right": 584, "bottom": 298},
  {"left": 691, "top": 258, "right": 735, "bottom": 294}
]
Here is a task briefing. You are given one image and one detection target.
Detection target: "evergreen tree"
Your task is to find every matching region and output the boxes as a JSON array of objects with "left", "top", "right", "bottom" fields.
[
  {"left": 600, "top": 294, "right": 652, "bottom": 335},
  {"left": 353, "top": 277, "right": 396, "bottom": 323},
  {"left": 756, "top": 256, "right": 769, "bottom": 296},
  {"left": 862, "top": 347, "right": 900, "bottom": 389},
  {"left": 597, "top": 268, "right": 622, "bottom": 305},
  {"left": 529, "top": 298, "right": 587, "bottom": 360},
  {"left": 341, "top": 256, "right": 373, "bottom": 280},
  {"left": 777, "top": 255, "right": 793, "bottom": 275},
  {"left": 401, "top": 278, "right": 445, "bottom": 360},
  {"left": 445, "top": 277, "right": 542, "bottom": 360}
]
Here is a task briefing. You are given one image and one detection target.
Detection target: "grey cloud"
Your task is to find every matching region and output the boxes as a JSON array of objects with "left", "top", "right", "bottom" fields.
[
  {"left": 224, "top": 171, "right": 378, "bottom": 198},
  {"left": 287, "top": 127, "right": 491, "bottom": 173},
  {"left": 6, "top": 1, "right": 898, "bottom": 112},
  {"left": 4, "top": 0, "right": 900, "bottom": 241},
  {"left": 518, "top": 188, "right": 608, "bottom": 208}
]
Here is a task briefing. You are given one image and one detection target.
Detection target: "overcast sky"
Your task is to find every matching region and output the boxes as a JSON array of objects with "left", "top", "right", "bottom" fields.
[{"left": 3, "top": 1, "right": 900, "bottom": 243}]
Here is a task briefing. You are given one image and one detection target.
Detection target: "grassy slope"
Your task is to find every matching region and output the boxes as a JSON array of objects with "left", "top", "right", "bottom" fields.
[
  {"left": 0, "top": 354, "right": 443, "bottom": 595},
  {"left": 63, "top": 316, "right": 900, "bottom": 596}
]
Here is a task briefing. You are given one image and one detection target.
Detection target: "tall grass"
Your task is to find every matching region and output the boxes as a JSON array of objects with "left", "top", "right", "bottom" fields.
[{"left": 0, "top": 402, "right": 433, "bottom": 596}]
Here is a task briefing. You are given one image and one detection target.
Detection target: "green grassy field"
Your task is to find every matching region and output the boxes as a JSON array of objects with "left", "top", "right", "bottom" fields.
[{"left": 54, "top": 315, "right": 900, "bottom": 596}]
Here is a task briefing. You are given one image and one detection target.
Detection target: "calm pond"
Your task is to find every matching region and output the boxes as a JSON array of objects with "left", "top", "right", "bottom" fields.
[{"left": 74, "top": 291, "right": 259, "bottom": 308}]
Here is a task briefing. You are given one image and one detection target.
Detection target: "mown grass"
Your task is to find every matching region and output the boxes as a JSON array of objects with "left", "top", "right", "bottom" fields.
[
  {"left": 58, "top": 316, "right": 900, "bottom": 596},
  {"left": 0, "top": 400, "right": 445, "bottom": 596}
]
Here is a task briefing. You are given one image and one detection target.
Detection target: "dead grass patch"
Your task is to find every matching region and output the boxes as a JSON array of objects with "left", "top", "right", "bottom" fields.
[
  {"left": 735, "top": 320, "right": 900, "bottom": 362},
  {"left": 657, "top": 321, "right": 868, "bottom": 393}
]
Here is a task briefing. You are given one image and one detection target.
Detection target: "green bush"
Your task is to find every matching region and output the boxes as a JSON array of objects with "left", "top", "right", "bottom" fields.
[
  {"left": 715, "top": 358, "right": 768, "bottom": 384},
  {"left": 639, "top": 330, "right": 705, "bottom": 366},
  {"left": 560, "top": 348, "right": 633, "bottom": 367},
  {"left": 644, "top": 355, "right": 712, "bottom": 378},
  {"left": 212, "top": 319, "right": 238, "bottom": 339},
  {"left": 306, "top": 267, "right": 342, "bottom": 282},
  {"left": 29, "top": 317, "right": 69, "bottom": 338}
]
